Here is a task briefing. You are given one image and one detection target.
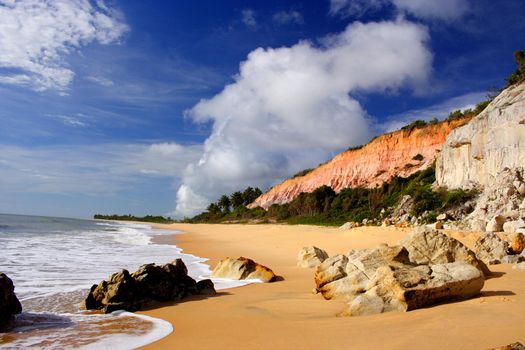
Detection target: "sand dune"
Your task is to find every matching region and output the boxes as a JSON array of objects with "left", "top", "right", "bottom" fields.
[{"left": 140, "top": 224, "right": 525, "bottom": 350}]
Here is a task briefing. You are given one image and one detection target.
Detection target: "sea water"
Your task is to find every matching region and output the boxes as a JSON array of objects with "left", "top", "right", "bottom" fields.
[{"left": 0, "top": 214, "right": 251, "bottom": 349}]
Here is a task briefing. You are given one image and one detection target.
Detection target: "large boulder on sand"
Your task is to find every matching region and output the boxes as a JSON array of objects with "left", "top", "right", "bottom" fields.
[
  {"left": 81, "top": 259, "right": 215, "bottom": 313},
  {"left": 401, "top": 227, "right": 490, "bottom": 276},
  {"left": 212, "top": 257, "right": 276, "bottom": 282},
  {"left": 314, "top": 228, "right": 487, "bottom": 316},
  {"left": 0, "top": 273, "right": 22, "bottom": 326},
  {"left": 315, "top": 244, "right": 410, "bottom": 300},
  {"left": 475, "top": 232, "right": 510, "bottom": 264},
  {"left": 297, "top": 246, "right": 329, "bottom": 268},
  {"left": 343, "top": 262, "right": 484, "bottom": 316}
]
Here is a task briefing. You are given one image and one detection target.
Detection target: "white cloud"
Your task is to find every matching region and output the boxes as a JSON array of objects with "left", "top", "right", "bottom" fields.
[
  {"left": 383, "top": 91, "right": 485, "bottom": 132},
  {"left": 241, "top": 9, "right": 257, "bottom": 27},
  {"left": 393, "top": 0, "right": 469, "bottom": 20},
  {"left": 86, "top": 75, "right": 114, "bottom": 86},
  {"left": 173, "top": 19, "right": 432, "bottom": 217},
  {"left": 329, "top": 0, "right": 388, "bottom": 18},
  {"left": 272, "top": 10, "right": 304, "bottom": 25},
  {"left": 57, "top": 115, "right": 88, "bottom": 127},
  {"left": 0, "top": 0, "right": 128, "bottom": 92},
  {"left": 329, "top": 0, "right": 469, "bottom": 20},
  {"left": 0, "top": 142, "right": 202, "bottom": 195}
]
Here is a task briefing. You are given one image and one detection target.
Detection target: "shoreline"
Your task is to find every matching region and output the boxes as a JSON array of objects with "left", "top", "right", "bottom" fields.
[{"left": 134, "top": 223, "right": 525, "bottom": 350}]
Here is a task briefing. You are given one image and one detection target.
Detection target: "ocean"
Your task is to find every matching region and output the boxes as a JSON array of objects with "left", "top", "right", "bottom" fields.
[{"left": 0, "top": 214, "right": 250, "bottom": 349}]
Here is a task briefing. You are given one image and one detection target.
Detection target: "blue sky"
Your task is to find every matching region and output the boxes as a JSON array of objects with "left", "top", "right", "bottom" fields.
[{"left": 0, "top": 0, "right": 523, "bottom": 219}]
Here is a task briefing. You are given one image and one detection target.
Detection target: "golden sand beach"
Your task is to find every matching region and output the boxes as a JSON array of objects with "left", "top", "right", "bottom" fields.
[{"left": 139, "top": 224, "right": 525, "bottom": 350}]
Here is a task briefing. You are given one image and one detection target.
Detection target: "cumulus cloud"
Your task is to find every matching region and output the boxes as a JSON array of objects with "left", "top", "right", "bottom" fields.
[
  {"left": 330, "top": 0, "right": 469, "bottom": 20},
  {"left": 173, "top": 19, "right": 432, "bottom": 217},
  {"left": 0, "top": 0, "right": 128, "bottom": 92},
  {"left": 272, "top": 10, "right": 304, "bottom": 25},
  {"left": 241, "top": 9, "right": 257, "bottom": 27},
  {"left": 0, "top": 142, "right": 202, "bottom": 195}
]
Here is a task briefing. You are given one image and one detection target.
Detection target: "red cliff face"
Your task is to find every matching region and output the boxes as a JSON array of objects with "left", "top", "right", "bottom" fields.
[{"left": 249, "top": 118, "right": 471, "bottom": 209}]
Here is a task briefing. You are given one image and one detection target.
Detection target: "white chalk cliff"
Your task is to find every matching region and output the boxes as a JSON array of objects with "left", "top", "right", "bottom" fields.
[{"left": 436, "top": 82, "right": 525, "bottom": 189}]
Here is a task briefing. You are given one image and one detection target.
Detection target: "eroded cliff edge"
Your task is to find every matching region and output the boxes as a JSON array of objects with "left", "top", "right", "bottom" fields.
[
  {"left": 250, "top": 117, "right": 471, "bottom": 209},
  {"left": 436, "top": 82, "right": 525, "bottom": 190}
]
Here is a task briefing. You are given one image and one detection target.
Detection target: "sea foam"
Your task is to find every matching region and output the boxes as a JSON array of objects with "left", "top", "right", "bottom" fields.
[{"left": 0, "top": 215, "right": 252, "bottom": 349}]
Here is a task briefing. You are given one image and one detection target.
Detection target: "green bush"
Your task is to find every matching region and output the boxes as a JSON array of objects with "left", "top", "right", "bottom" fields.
[
  {"left": 506, "top": 50, "right": 525, "bottom": 86},
  {"left": 292, "top": 168, "right": 314, "bottom": 178},
  {"left": 401, "top": 120, "right": 427, "bottom": 131}
]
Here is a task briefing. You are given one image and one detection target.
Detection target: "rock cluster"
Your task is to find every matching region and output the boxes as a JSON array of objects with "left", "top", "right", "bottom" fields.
[
  {"left": 211, "top": 257, "right": 276, "bottom": 282},
  {"left": 467, "top": 168, "right": 525, "bottom": 232},
  {"left": 0, "top": 273, "right": 22, "bottom": 327},
  {"left": 81, "top": 259, "right": 215, "bottom": 313},
  {"left": 314, "top": 228, "right": 487, "bottom": 316},
  {"left": 297, "top": 246, "right": 329, "bottom": 268},
  {"left": 474, "top": 232, "right": 525, "bottom": 265}
]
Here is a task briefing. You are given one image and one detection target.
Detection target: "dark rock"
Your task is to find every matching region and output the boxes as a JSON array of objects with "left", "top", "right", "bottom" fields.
[
  {"left": 0, "top": 273, "right": 22, "bottom": 327},
  {"left": 489, "top": 342, "right": 525, "bottom": 350},
  {"left": 81, "top": 259, "right": 215, "bottom": 313},
  {"left": 196, "top": 279, "right": 216, "bottom": 295}
]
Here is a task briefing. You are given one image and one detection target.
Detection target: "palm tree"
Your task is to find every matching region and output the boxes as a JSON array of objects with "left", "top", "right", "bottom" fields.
[
  {"left": 230, "top": 191, "right": 244, "bottom": 209},
  {"left": 218, "top": 195, "right": 231, "bottom": 213}
]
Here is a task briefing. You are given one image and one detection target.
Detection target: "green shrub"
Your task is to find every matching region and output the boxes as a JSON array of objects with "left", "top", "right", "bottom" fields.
[
  {"left": 401, "top": 120, "right": 427, "bottom": 131},
  {"left": 292, "top": 168, "right": 314, "bottom": 178},
  {"left": 347, "top": 144, "right": 364, "bottom": 151},
  {"left": 506, "top": 50, "right": 525, "bottom": 86}
]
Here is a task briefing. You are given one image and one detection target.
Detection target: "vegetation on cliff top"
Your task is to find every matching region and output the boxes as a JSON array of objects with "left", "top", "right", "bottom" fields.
[
  {"left": 186, "top": 165, "right": 477, "bottom": 226},
  {"left": 507, "top": 50, "right": 525, "bottom": 86}
]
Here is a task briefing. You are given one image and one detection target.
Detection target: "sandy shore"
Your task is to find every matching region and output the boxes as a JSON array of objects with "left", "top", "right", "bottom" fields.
[{"left": 139, "top": 223, "right": 525, "bottom": 349}]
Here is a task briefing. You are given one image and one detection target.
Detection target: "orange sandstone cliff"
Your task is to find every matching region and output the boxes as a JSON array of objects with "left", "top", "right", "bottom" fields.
[{"left": 249, "top": 117, "right": 472, "bottom": 209}]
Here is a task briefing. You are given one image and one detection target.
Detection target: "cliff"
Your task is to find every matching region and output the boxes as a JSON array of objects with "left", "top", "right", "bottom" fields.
[
  {"left": 250, "top": 117, "right": 471, "bottom": 209},
  {"left": 436, "top": 82, "right": 525, "bottom": 189}
]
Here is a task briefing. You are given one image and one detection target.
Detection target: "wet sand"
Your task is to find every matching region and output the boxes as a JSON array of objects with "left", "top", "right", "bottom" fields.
[{"left": 140, "top": 223, "right": 525, "bottom": 350}]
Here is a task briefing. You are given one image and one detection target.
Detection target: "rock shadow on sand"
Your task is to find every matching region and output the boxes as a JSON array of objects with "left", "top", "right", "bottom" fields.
[{"left": 140, "top": 291, "right": 233, "bottom": 311}]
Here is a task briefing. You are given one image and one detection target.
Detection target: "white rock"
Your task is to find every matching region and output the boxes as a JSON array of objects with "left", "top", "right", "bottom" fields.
[
  {"left": 339, "top": 222, "right": 355, "bottom": 230},
  {"left": 501, "top": 255, "right": 525, "bottom": 264},
  {"left": 486, "top": 215, "right": 506, "bottom": 232},
  {"left": 297, "top": 246, "right": 329, "bottom": 268},
  {"left": 436, "top": 213, "right": 448, "bottom": 221},
  {"left": 512, "top": 262, "right": 525, "bottom": 270},
  {"left": 503, "top": 221, "right": 518, "bottom": 233}
]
